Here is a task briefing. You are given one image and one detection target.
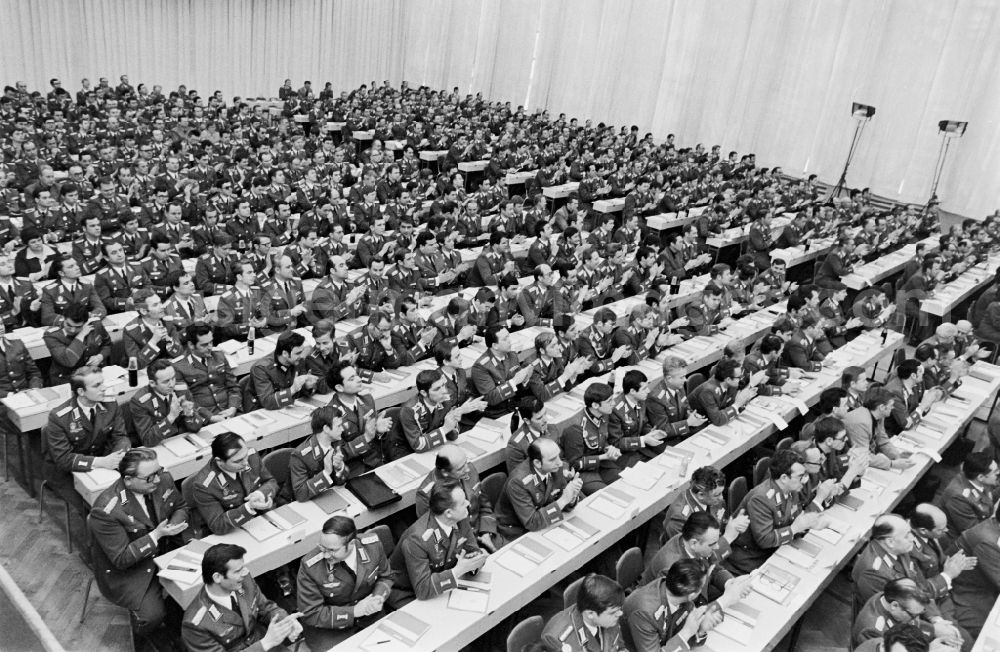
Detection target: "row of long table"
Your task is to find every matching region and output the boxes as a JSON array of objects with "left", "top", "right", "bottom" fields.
[
  {"left": 330, "top": 328, "right": 913, "bottom": 651},
  {"left": 152, "top": 301, "right": 787, "bottom": 608}
]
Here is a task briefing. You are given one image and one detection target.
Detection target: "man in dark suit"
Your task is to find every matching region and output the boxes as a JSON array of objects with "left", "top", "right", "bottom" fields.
[{"left": 87, "top": 448, "right": 188, "bottom": 643}]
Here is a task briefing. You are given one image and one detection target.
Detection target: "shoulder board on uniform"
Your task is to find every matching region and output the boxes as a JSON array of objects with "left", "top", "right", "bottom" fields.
[
  {"left": 202, "top": 471, "right": 216, "bottom": 487},
  {"left": 360, "top": 534, "right": 379, "bottom": 546},
  {"left": 521, "top": 473, "right": 536, "bottom": 485},
  {"left": 138, "top": 392, "right": 151, "bottom": 403},
  {"left": 305, "top": 551, "right": 325, "bottom": 567},
  {"left": 171, "top": 354, "right": 185, "bottom": 364},
  {"left": 102, "top": 495, "right": 119, "bottom": 514},
  {"left": 512, "top": 431, "right": 525, "bottom": 444},
  {"left": 421, "top": 528, "right": 435, "bottom": 541},
  {"left": 125, "top": 323, "right": 141, "bottom": 333},
  {"left": 421, "top": 480, "right": 434, "bottom": 494},
  {"left": 191, "top": 606, "right": 207, "bottom": 626},
  {"left": 559, "top": 625, "right": 573, "bottom": 641},
  {"left": 56, "top": 404, "right": 73, "bottom": 417},
  {"left": 872, "top": 555, "right": 882, "bottom": 571}
]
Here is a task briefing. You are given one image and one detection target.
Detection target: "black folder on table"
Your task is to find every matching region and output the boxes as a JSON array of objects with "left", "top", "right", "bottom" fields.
[{"left": 346, "top": 473, "right": 402, "bottom": 510}]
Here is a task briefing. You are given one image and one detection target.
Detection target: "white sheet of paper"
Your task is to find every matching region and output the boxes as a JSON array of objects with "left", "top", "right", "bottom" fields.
[
  {"left": 447, "top": 588, "right": 489, "bottom": 613},
  {"left": 494, "top": 551, "right": 537, "bottom": 576},
  {"left": 543, "top": 525, "right": 584, "bottom": 551}
]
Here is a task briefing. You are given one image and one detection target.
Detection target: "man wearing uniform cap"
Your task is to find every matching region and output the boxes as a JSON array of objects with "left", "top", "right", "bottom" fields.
[{"left": 296, "top": 516, "right": 392, "bottom": 649}]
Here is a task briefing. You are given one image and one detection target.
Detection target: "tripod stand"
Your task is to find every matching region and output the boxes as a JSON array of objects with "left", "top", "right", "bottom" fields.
[{"left": 827, "top": 115, "right": 871, "bottom": 201}]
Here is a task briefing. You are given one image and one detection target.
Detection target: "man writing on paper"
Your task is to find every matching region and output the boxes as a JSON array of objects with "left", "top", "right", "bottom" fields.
[
  {"left": 296, "top": 516, "right": 392, "bottom": 649},
  {"left": 414, "top": 444, "right": 502, "bottom": 552},
  {"left": 182, "top": 543, "right": 303, "bottom": 652},
  {"left": 727, "top": 449, "right": 832, "bottom": 574},
  {"left": 88, "top": 448, "right": 188, "bottom": 649},
  {"left": 624, "top": 559, "right": 752, "bottom": 652},
  {"left": 496, "top": 437, "right": 584, "bottom": 539},
  {"left": 389, "top": 478, "right": 486, "bottom": 603}
]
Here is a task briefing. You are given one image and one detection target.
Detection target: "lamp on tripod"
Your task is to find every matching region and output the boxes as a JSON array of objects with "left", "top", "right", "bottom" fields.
[
  {"left": 927, "top": 120, "right": 968, "bottom": 204},
  {"left": 827, "top": 102, "right": 876, "bottom": 201}
]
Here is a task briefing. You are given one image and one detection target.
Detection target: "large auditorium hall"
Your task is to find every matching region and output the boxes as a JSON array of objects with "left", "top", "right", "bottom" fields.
[{"left": 3, "top": 2, "right": 1000, "bottom": 651}]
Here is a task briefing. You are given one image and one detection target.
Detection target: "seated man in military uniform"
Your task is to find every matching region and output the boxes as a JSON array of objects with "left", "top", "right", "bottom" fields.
[
  {"left": 296, "top": 516, "right": 392, "bottom": 649},
  {"left": 87, "top": 448, "right": 188, "bottom": 648},
  {"left": 388, "top": 479, "right": 487, "bottom": 604},
  {"left": 562, "top": 383, "right": 623, "bottom": 495},
  {"left": 172, "top": 323, "right": 241, "bottom": 423},
  {"left": 182, "top": 543, "right": 304, "bottom": 651},
  {"left": 541, "top": 573, "right": 628, "bottom": 652}
]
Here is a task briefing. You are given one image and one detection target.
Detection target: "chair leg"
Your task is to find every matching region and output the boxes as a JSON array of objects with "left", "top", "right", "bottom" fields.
[
  {"left": 80, "top": 576, "right": 94, "bottom": 623},
  {"left": 38, "top": 480, "right": 47, "bottom": 523},
  {"left": 786, "top": 618, "right": 804, "bottom": 651},
  {"left": 64, "top": 502, "right": 73, "bottom": 554}
]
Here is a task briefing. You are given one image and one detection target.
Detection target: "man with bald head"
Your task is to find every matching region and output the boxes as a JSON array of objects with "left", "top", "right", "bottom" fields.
[
  {"left": 413, "top": 444, "right": 501, "bottom": 551},
  {"left": 909, "top": 505, "right": 951, "bottom": 574},
  {"left": 495, "top": 437, "right": 583, "bottom": 540},
  {"left": 309, "top": 254, "right": 368, "bottom": 324},
  {"left": 852, "top": 513, "right": 976, "bottom": 644}
]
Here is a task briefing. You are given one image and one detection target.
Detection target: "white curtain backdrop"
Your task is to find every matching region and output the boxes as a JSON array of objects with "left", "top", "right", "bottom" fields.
[{"left": 2, "top": 0, "right": 1000, "bottom": 217}]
